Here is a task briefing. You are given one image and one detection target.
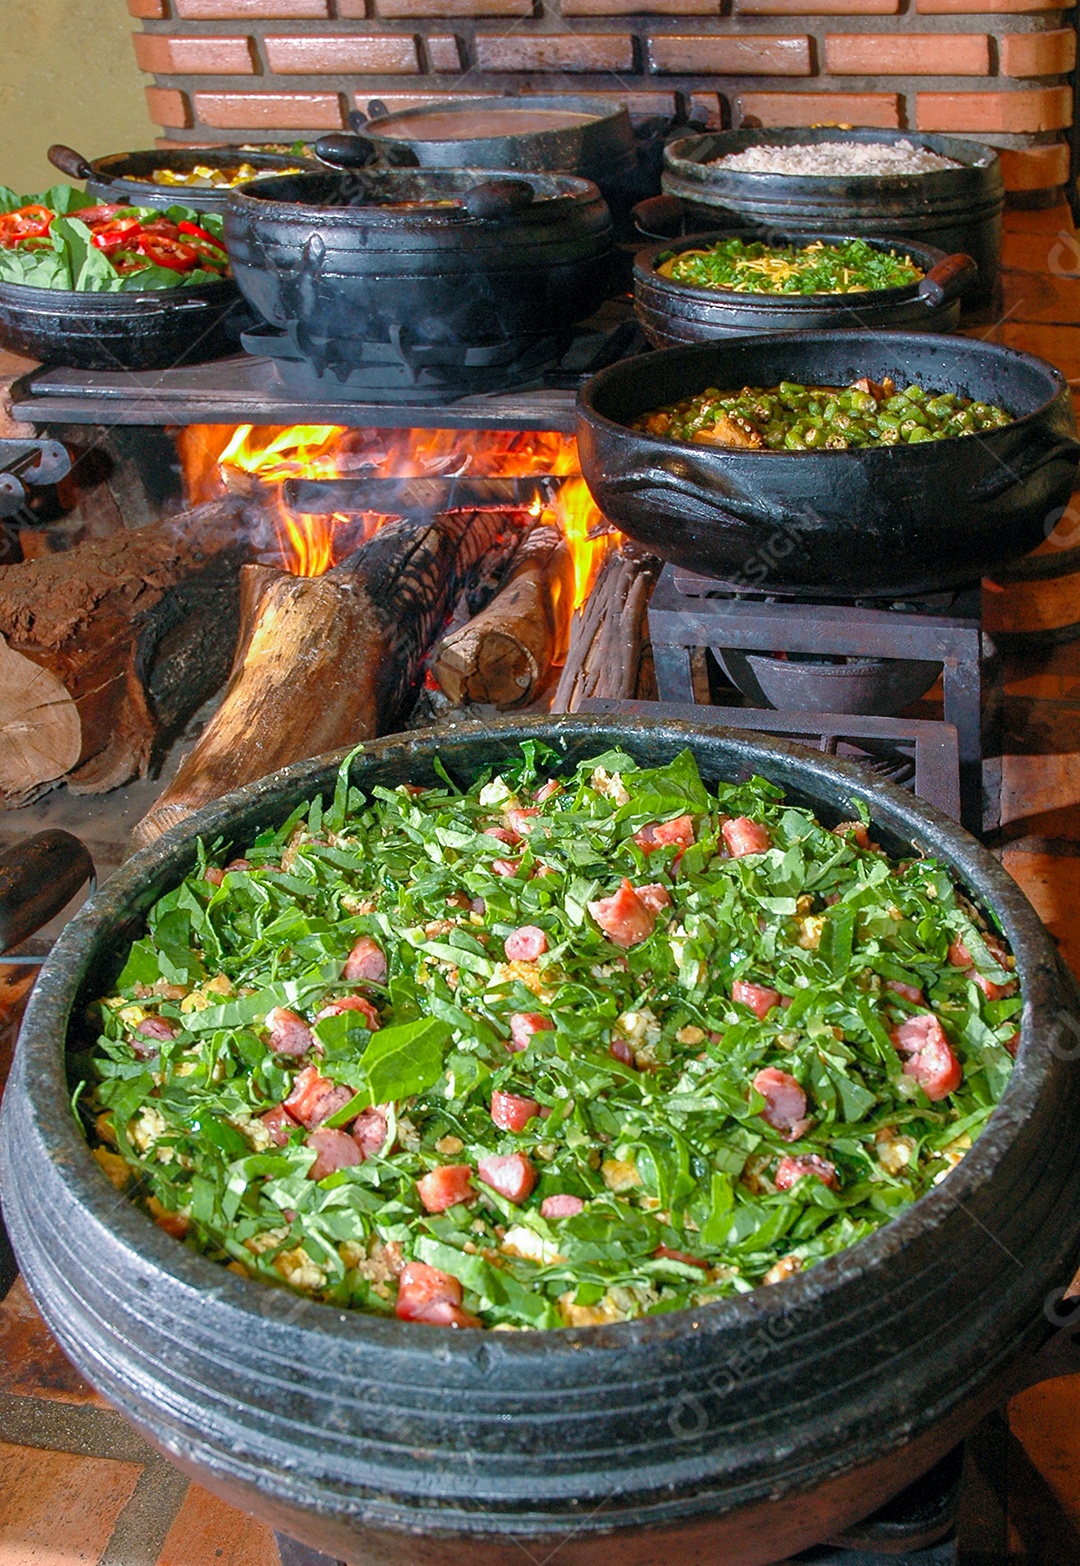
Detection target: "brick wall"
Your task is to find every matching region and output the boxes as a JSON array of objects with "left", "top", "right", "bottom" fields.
[{"left": 127, "top": 0, "right": 1077, "bottom": 193}]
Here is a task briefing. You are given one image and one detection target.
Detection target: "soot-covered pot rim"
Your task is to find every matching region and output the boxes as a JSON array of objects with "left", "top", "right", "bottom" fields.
[
  {"left": 579, "top": 330, "right": 1069, "bottom": 455},
  {"left": 12, "top": 715, "right": 1058, "bottom": 1358},
  {"left": 226, "top": 166, "right": 600, "bottom": 219}
]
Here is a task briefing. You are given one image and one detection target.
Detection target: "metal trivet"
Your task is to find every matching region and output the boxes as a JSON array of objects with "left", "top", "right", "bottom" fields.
[
  {"left": 272, "top": 1446, "right": 962, "bottom": 1565},
  {"left": 645, "top": 566, "right": 982, "bottom": 831}
]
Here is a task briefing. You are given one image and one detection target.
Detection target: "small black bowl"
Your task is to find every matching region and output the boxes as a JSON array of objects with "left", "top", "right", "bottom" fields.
[
  {"left": 634, "top": 231, "right": 975, "bottom": 347},
  {"left": 0, "top": 277, "right": 249, "bottom": 371}
]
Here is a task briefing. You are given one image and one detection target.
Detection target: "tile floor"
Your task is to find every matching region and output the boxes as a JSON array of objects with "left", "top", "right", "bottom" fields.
[{"left": 4, "top": 198, "right": 1080, "bottom": 1565}]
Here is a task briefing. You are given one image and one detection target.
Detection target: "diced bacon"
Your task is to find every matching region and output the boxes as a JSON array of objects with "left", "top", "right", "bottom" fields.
[
  {"left": 402, "top": 783, "right": 426, "bottom": 796},
  {"left": 886, "top": 980, "right": 925, "bottom": 1006},
  {"left": 261, "top": 1104, "right": 300, "bottom": 1147},
  {"left": 204, "top": 866, "right": 225, "bottom": 887},
  {"left": 284, "top": 1064, "right": 354, "bottom": 1129},
  {"left": 135, "top": 1016, "right": 177, "bottom": 1043},
  {"left": 775, "top": 1154, "right": 839, "bottom": 1192},
  {"left": 395, "top": 1261, "right": 481, "bottom": 1328},
  {"left": 446, "top": 891, "right": 470, "bottom": 910},
  {"left": 508, "top": 1012, "right": 553, "bottom": 1053},
  {"left": 265, "top": 1007, "right": 314, "bottom": 1057},
  {"left": 634, "top": 814, "right": 696, "bottom": 853},
  {"left": 948, "top": 939, "right": 973, "bottom": 969},
  {"left": 352, "top": 1107, "right": 389, "bottom": 1160},
  {"left": 225, "top": 858, "right": 252, "bottom": 873},
  {"left": 492, "top": 859, "right": 521, "bottom": 878},
  {"left": 487, "top": 826, "right": 520, "bottom": 847},
  {"left": 587, "top": 878, "right": 658, "bottom": 949},
  {"left": 652, "top": 1243, "right": 708, "bottom": 1269},
  {"left": 635, "top": 883, "right": 672, "bottom": 915},
  {"left": 891, "top": 1013, "right": 963, "bottom": 1101},
  {"left": 471, "top": 897, "right": 486, "bottom": 915},
  {"left": 1004, "top": 1030, "right": 1021, "bottom": 1058},
  {"left": 835, "top": 821, "right": 871, "bottom": 850},
  {"left": 536, "top": 863, "right": 558, "bottom": 878},
  {"left": 306, "top": 1128, "right": 362, "bottom": 1180},
  {"left": 491, "top": 1090, "right": 540, "bottom": 1131},
  {"left": 504, "top": 925, "right": 548, "bottom": 962},
  {"left": 535, "top": 780, "right": 561, "bottom": 803},
  {"left": 722, "top": 817, "right": 772, "bottom": 857},
  {"left": 344, "top": 936, "right": 387, "bottom": 984},
  {"left": 477, "top": 1152, "right": 537, "bottom": 1205},
  {"left": 752, "top": 1067, "right": 810, "bottom": 1140},
  {"left": 316, "top": 994, "right": 380, "bottom": 1030},
  {"left": 973, "top": 971, "right": 1017, "bottom": 1001},
  {"left": 609, "top": 1038, "right": 635, "bottom": 1066},
  {"left": 947, "top": 937, "right": 1015, "bottom": 998},
  {"left": 540, "top": 1193, "right": 584, "bottom": 1219},
  {"left": 417, "top": 1164, "right": 475, "bottom": 1213},
  {"left": 506, "top": 807, "right": 540, "bottom": 837},
  {"left": 732, "top": 980, "right": 781, "bottom": 1020},
  {"left": 151, "top": 1206, "right": 190, "bottom": 1240}
]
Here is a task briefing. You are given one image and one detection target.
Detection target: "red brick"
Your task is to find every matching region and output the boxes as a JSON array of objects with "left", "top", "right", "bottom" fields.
[
  {"left": 999, "top": 140, "right": 1071, "bottom": 188},
  {"left": 565, "top": 0, "right": 717, "bottom": 11},
  {"left": 134, "top": 32, "right": 257, "bottom": 73},
  {"left": 474, "top": 33, "right": 635, "bottom": 69},
  {"left": 1000, "top": 26, "right": 1077, "bottom": 74},
  {"left": 739, "top": 0, "right": 898, "bottom": 12},
  {"left": 176, "top": 0, "right": 327, "bottom": 12},
  {"left": 738, "top": 90, "right": 900, "bottom": 125},
  {"left": 688, "top": 89, "right": 723, "bottom": 123},
  {"left": 649, "top": 32, "right": 811, "bottom": 70},
  {"left": 428, "top": 32, "right": 463, "bottom": 66},
  {"left": 194, "top": 91, "right": 345, "bottom": 127},
  {"left": 128, "top": 0, "right": 167, "bottom": 15},
  {"left": 369, "top": 0, "right": 529, "bottom": 10},
  {"left": 917, "top": 86, "right": 1072, "bottom": 131},
  {"left": 918, "top": 0, "right": 1072, "bottom": 13},
  {"left": 264, "top": 34, "right": 420, "bottom": 71},
  {"left": 158, "top": 1483, "right": 280, "bottom": 1566},
  {"left": 146, "top": 85, "right": 193, "bottom": 126},
  {"left": 826, "top": 30, "right": 989, "bottom": 71},
  {"left": 0, "top": 1443, "right": 143, "bottom": 1564},
  {"left": 566, "top": 87, "right": 680, "bottom": 113}
]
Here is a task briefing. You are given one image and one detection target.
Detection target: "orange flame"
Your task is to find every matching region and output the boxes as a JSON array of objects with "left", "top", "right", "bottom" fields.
[{"left": 176, "top": 422, "right": 615, "bottom": 599}]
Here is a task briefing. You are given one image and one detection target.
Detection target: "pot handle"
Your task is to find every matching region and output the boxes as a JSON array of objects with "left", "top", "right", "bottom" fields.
[
  {"left": 632, "top": 194, "right": 686, "bottom": 239},
  {"left": 918, "top": 252, "right": 979, "bottom": 309},
  {"left": 603, "top": 462, "right": 807, "bottom": 537},
  {"left": 463, "top": 180, "right": 534, "bottom": 220},
  {"left": 973, "top": 435, "right": 1080, "bottom": 503},
  {"left": 48, "top": 144, "right": 96, "bottom": 183},
  {"left": 0, "top": 830, "right": 95, "bottom": 958},
  {"left": 313, "top": 133, "right": 381, "bottom": 171}
]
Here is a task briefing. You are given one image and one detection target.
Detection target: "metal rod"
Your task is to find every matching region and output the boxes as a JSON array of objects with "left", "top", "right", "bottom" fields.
[{"left": 283, "top": 475, "right": 565, "bottom": 516}]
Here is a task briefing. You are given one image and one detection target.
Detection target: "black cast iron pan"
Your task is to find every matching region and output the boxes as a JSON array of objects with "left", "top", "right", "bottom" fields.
[
  {"left": 3, "top": 715, "right": 1080, "bottom": 1566},
  {"left": 576, "top": 331, "right": 1080, "bottom": 597},
  {"left": 48, "top": 142, "right": 315, "bottom": 217}
]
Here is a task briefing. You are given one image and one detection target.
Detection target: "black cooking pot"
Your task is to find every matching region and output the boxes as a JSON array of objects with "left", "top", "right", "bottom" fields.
[
  {"left": 576, "top": 332, "right": 1080, "bottom": 597},
  {"left": 224, "top": 166, "right": 613, "bottom": 402},
  {"left": 47, "top": 142, "right": 315, "bottom": 217},
  {"left": 660, "top": 131, "right": 1004, "bottom": 305},
  {"left": 3, "top": 715, "right": 1080, "bottom": 1566},
  {"left": 634, "top": 231, "right": 977, "bottom": 347},
  {"left": 0, "top": 275, "right": 247, "bottom": 371}
]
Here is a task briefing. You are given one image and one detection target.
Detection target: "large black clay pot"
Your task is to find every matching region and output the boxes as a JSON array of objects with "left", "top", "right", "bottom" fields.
[
  {"left": 576, "top": 332, "right": 1080, "bottom": 597},
  {"left": 4, "top": 715, "right": 1080, "bottom": 1566},
  {"left": 224, "top": 167, "right": 613, "bottom": 401}
]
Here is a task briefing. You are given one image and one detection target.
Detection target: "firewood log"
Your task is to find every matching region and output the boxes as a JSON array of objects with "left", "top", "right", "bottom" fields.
[
  {"left": 432, "top": 526, "right": 575, "bottom": 709},
  {"left": 131, "top": 508, "right": 525, "bottom": 850},
  {"left": 0, "top": 498, "right": 249, "bottom": 808},
  {"left": 551, "top": 545, "right": 662, "bottom": 714}
]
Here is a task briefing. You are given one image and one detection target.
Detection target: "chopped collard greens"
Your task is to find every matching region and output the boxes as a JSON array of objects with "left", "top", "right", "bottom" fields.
[{"left": 83, "top": 746, "right": 1020, "bottom": 1330}]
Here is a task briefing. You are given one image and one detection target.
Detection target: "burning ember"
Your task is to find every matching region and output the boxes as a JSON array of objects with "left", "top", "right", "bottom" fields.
[{"left": 176, "top": 423, "right": 611, "bottom": 606}]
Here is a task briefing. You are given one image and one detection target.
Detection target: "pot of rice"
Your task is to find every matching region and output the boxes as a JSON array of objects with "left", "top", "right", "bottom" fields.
[{"left": 661, "top": 129, "right": 1003, "bottom": 304}]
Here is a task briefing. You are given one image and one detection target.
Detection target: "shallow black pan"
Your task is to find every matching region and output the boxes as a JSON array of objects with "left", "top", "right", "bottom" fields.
[
  {"left": 0, "top": 276, "right": 248, "bottom": 371},
  {"left": 576, "top": 331, "right": 1080, "bottom": 598},
  {"left": 634, "top": 231, "right": 977, "bottom": 346},
  {"left": 48, "top": 142, "right": 314, "bottom": 217},
  {"left": 4, "top": 715, "right": 1080, "bottom": 1566}
]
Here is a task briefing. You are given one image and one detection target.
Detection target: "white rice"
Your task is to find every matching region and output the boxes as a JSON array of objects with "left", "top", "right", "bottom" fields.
[{"left": 710, "top": 140, "right": 961, "bottom": 177}]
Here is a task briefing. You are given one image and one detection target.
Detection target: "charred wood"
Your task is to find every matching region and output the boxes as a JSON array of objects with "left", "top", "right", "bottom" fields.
[{"left": 551, "top": 545, "right": 661, "bottom": 714}]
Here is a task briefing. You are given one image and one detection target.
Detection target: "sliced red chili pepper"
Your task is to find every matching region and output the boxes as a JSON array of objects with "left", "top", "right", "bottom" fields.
[
  {"left": 177, "top": 220, "right": 226, "bottom": 250},
  {"left": 138, "top": 235, "right": 200, "bottom": 272},
  {"left": 0, "top": 204, "right": 55, "bottom": 244}
]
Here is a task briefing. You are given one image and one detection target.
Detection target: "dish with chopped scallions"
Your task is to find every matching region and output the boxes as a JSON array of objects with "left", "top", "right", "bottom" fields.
[
  {"left": 654, "top": 237, "right": 924, "bottom": 297},
  {"left": 81, "top": 744, "right": 1019, "bottom": 1331}
]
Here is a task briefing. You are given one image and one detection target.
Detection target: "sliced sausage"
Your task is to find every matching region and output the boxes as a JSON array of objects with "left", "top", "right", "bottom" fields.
[
  {"left": 306, "top": 1128, "right": 362, "bottom": 1180},
  {"left": 477, "top": 1152, "right": 537, "bottom": 1205},
  {"left": 344, "top": 936, "right": 387, "bottom": 985},
  {"left": 417, "top": 1164, "right": 475, "bottom": 1213},
  {"left": 504, "top": 925, "right": 548, "bottom": 962}
]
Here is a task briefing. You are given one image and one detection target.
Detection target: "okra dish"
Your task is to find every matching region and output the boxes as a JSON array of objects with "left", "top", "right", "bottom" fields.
[
  {"left": 83, "top": 746, "right": 1020, "bottom": 1331},
  {"left": 655, "top": 237, "right": 923, "bottom": 297},
  {"left": 633, "top": 377, "right": 1014, "bottom": 451}
]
